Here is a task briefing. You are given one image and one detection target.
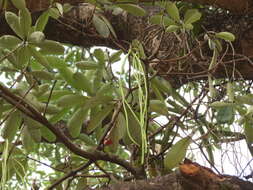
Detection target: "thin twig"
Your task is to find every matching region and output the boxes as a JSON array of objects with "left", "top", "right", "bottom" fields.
[
  {"left": 27, "top": 156, "right": 65, "bottom": 173},
  {"left": 47, "top": 160, "right": 93, "bottom": 190},
  {"left": 43, "top": 80, "right": 57, "bottom": 116},
  {"left": 0, "top": 84, "right": 141, "bottom": 177}
]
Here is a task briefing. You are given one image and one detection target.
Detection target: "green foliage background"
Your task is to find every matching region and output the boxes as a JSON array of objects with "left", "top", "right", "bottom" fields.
[{"left": 0, "top": 0, "right": 252, "bottom": 189}]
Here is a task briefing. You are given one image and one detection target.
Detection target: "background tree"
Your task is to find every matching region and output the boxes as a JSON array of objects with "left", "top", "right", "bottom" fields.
[{"left": 0, "top": 0, "right": 253, "bottom": 189}]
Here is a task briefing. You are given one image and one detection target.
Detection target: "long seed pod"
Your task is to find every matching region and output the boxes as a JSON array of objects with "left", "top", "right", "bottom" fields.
[{"left": 227, "top": 81, "right": 234, "bottom": 102}]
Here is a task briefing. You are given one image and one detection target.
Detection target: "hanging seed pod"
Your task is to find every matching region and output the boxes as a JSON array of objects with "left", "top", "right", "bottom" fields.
[{"left": 227, "top": 81, "right": 234, "bottom": 102}]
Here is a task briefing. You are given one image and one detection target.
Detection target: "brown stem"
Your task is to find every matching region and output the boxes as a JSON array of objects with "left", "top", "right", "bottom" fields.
[{"left": 0, "top": 84, "right": 142, "bottom": 177}]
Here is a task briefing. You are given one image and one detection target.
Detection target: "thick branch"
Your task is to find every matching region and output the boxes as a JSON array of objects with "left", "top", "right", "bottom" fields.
[
  {"left": 4, "top": 0, "right": 253, "bottom": 13},
  {"left": 0, "top": 3, "right": 253, "bottom": 86},
  {"left": 0, "top": 84, "right": 143, "bottom": 178},
  {"left": 94, "top": 170, "right": 253, "bottom": 190}
]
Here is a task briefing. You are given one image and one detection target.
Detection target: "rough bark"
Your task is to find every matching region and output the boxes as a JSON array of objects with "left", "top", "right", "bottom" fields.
[
  {"left": 4, "top": 0, "right": 253, "bottom": 14},
  {"left": 93, "top": 169, "right": 253, "bottom": 190},
  {"left": 92, "top": 158, "right": 253, "bottom": 189}
]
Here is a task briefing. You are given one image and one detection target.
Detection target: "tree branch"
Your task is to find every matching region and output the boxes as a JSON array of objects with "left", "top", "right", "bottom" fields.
[
  {"left": 47, "top": 160, "right": 93, "bottom": 190},
  {"left": 4, "top": 0, "right": 253, "bottom": 14},
  {"left": 0, "top": 84, "right": 142, "bottom": 178}
]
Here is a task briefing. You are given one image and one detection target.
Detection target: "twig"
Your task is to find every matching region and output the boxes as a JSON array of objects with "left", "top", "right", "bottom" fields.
[
  {"left": 27, "top": 156, "right": 65, "bottom": 173},
  {"left": 47, "top": 160, "right": 93, "bottom": 190},
  {"left": 0, "top": 44, "right": 22, "bottom": 63},
  {"left": 43, "top": 80, "right": 57, "bottom": 116},
  {"left": 0, "top": 84, "right": 141, "bottom": 177}
]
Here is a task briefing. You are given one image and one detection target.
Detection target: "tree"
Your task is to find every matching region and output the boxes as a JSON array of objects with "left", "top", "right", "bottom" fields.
[{"left": 0, "top": 0, "right": 253, "bottom": 189}]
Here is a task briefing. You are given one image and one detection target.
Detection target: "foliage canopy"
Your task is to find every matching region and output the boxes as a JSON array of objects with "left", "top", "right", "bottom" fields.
[{"left": 0, "top": 0, "right": 252, "bottom": 189}]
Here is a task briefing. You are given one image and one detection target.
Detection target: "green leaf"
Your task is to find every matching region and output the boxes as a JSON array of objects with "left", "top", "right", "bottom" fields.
[
  {"left": 38, "top": 90, "right": 72, "bottom": 101},
  {"left": 236, "top": 94, "right": 253, "bottom": 105},
  {"left": 68, "top": 107, "right": 88, "bottom": 138},
  {"left": 150, "top": 100, "right": 168, "bottom": 115},
  {"left": 107, "top": 112, "right": 126, "bottom": 152},
  {"left": 94, "top": 49, "right": 105, "bottom": 63},
  {"left": 118, "top": 4, "right": 146, "bottom": 16},
  {"left": 151, "top": 81, "right": 164, "bottom": 100},
  {"left": 41, "top": 126, "right": 56, "bottom": 142},
  {"left": 164, "top": 137, "right": 191, "bottom": 170},
  {"left": 208, "top": 39, "right": 216, "bottom": 50},
  {"left": 57, "top": 67, "right": 83, "bottom": 89},
  {"left": 183, "top": 9, "right": 201, "bottom": 24},
  {"left": 37, "top": 103, "right": 60, "bottom": 115},
  {"left": 48, "top": 7, "right": 60, "bottom": 19},
  {"left": 19, "top": 8, "right": 32, "bottom": 37},
  {"left": 209, "top": 101, "right": 233, "bottom": 108},
  {"left": 166, "top": 2, "right": 180, "bottom": 22},
  {"left": 96, "top": 83, "right": 114, "bottom": 97},
  {"left": 86, "top": 104, "right": 114, "bottom": 133},
  {"left": 92, "top": 69, "right": 103, "bottom": 93},
  {"left": 109, "top": 50, "right": 122, "bottom": 63},
  {"left": 83, "top": 95, "right": 113, "bottom": 110},
  {"left": 184, "top": 23, "right": 193, "bottom": 30},
  {"left": 35, "top": 10, "right": 50, "bottom": 31},
  {"left": 205, "top": 145, "right": 214, "bottom": 165},
  {"left": 79, "top": 134, "right": 96, "bottom": 146},
  {"left": 28, "top": 31, "right": 45, "bottom": 43},
  {"left": 216, "top": 106, "right": 235, "bottom": 124},
  {"left": 0, "top": 35, "right": 22, "bottom": 49},
  {"left": 46, "top": 56, "right": 67, "bottom": 69},
  {"left": 215, "top": 32, "right": 235, "bottom": 42},
  {"left": 58, "top": 66, "right": 72, "bottom": 81},
  {"left": 165, "top": 25, "right": 180, "bottom": 33},
  {"left": 123, "top": 109, "right": 142, "bottom": 146},
  {"left": 55, "top": 2, "right": 63, "bottom": 15},
  {"left": 11, "top": 0, "right": 26, "bottom": 10},
  {"left": 21, "top": 126, "right": 36, "bottom": 153},
  {"left": 57, "top": 94, "right": 88, "bottom": 108},
  {"left": 92, "top": 14, "right": 110, "bottom": 38},
  {"left": 100, "top": 15, "right": 117, "bottom": 38},
  {"left": 244, "top": 106, "right": 253, "bottom": 119},
  {"left": 49, "top": 108, "right": 70, "bottom": 124},
  {"left": 150, "top": 15, "right": 175, "bottom": 26},
  {"left": 12, "top": 157, "right": 28, "bottom": 181},
  {"left": 213, "top": 39, "right": 223, "bottom": 52},
  {"left": 244, "top": 120, "right": 253, "bottom": 144},
  {"left": 73, "top": 72, "right": 92, "bottom": 94},
  {"left": 28, "top": 46, "right": 51, "bottom": 69},
  {"left": 0, "top": 100, "right": 5, "bottom": 118},
  {"left": 30, "top": 70, "right": 54, "bottom": 80},
  {"left": 36, "top": 40, "right": 65, "bottom": 55},
  {"left": 63, "top": 3, "right": 73, "bottom": 13},
  {"left": 1, "top": 111, "right": 22, "bottom": 142},
  {"left": 16, "top": 45, "right": 31, "bottom": 68},
  {"left": 76, "top": 61, "right": 100, "bottom": 70},
  {"left": 5, "top": 11, "right": 23, "bottom": 38},
  {"left": 151, "top": 77, "right": 172, "bottom": 96}
]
